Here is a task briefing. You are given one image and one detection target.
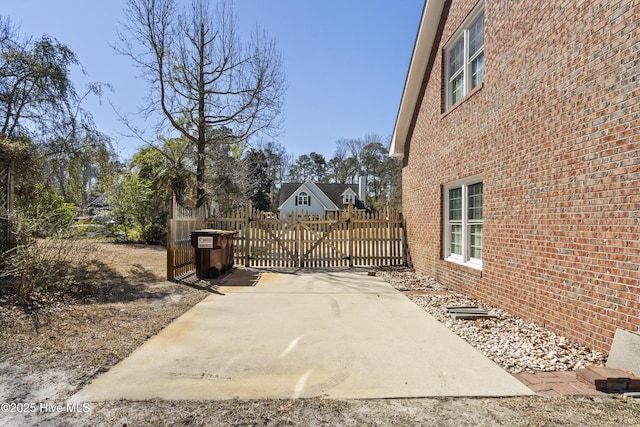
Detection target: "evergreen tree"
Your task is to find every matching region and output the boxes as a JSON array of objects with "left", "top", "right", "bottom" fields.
[{"left": 243, "top": 149, "right": 272, "bottom": 212}]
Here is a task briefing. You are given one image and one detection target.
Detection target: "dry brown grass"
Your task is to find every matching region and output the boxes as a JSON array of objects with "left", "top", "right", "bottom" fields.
[{"left": 0, "top": 241, "right": 208, "bottom": 417}]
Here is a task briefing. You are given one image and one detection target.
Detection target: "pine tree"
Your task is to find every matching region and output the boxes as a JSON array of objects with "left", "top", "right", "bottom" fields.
[{"left": 243, "top": 149, "right": 272, "bottom": 212}]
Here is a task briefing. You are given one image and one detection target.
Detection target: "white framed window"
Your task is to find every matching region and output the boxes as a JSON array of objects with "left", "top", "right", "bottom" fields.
[
  {"left": 297, "top": 191, "right": 310, "bottom": 206},
  {"left": 342, "top": 193, "right": 355, "bottom": 205},
  {"left": 444, "top": 2, "right": 484, "bottom": 109},
  {"left": 444, "top": 177, "right": 483, "bottom": 269}
]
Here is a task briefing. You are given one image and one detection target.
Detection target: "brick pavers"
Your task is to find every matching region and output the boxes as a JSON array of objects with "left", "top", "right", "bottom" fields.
[{"left": 513, "top": 372, "right": 604, "bottom": 397}]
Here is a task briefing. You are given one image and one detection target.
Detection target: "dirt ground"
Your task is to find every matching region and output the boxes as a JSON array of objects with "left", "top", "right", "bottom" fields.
[{"left": 1, "top": 241, "right": 639, "bottom": 426}]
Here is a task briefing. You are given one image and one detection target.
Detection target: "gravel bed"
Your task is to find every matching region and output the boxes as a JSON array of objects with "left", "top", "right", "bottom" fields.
[{"left": 377, "top": 267, "right": 607, "bottom": 374}]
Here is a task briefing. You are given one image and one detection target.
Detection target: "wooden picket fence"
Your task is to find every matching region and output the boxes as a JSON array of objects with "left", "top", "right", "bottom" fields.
[
  {"left": 167, "top": 201, "right": 406, "bottom": 280},
  {"left": 166, "top": 201, "right": 209, "bottom": 280}
]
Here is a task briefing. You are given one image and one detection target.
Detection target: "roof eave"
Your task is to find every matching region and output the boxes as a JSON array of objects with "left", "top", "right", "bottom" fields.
[
  {"left": 389, "top": 0, "right": 446, "bottom": 159},
  {"left": 278, "top": 182, "right": 337, "bottom": 212},
  {"left": 306, "top": 181, "right": 338, "bottom": 210},
  {"left": 278, "top": 182, "right": 309, "bottom": 211}
]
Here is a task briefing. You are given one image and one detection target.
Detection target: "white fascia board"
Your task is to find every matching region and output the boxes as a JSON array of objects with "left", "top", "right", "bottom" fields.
[{"left": 389, "top": 0, "right": 446, "bottom": 159}]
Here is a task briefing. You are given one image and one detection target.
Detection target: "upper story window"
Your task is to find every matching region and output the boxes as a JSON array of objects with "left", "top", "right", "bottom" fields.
[
  {"left": 342, "top": 193, "right": 355, "bottom": 205},
  {"left": 444, "top": 3, "right": 484, "bottom": 109},
  {"left": 297, "top": 191, "right": 310, "bottom": 206}
]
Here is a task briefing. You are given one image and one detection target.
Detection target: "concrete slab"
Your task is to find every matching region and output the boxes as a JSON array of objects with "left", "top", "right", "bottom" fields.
[
  {"left": 607, "top": 328, "right": 640, "bottom": 377},
  {"left": 71, "top": 270, "right": 533, "bottom": 401}
]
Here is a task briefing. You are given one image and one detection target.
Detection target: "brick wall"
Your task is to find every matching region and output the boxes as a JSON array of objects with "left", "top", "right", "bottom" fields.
[{"left": 403, "top": 0, "right": 640, "bottom": 353}]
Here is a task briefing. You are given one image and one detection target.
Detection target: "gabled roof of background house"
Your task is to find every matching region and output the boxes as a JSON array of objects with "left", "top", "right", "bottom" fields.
[
  {"left": 279, "top": 182, "right": 366, "bottom": 211},
  {"left": 390, "top": 0, "right": 446, "bottom": 159},
  {"left": 86, "top": 194, "right": 110, "bottom": 208}
]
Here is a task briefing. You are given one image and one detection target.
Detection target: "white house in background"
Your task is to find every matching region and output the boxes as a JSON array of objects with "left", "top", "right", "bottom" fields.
[{"left": 278, "top": 178, "right": 366, "bottom": 217}]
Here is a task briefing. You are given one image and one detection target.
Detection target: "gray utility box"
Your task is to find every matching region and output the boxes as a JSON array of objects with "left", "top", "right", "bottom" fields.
[{"left": 190, "top": 229, "right": 237, "bottom": 279}]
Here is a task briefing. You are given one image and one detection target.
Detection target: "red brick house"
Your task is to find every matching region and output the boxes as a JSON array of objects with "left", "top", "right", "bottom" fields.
[{"left": 391, "top": 0, "right": 639, "bottom": 353}]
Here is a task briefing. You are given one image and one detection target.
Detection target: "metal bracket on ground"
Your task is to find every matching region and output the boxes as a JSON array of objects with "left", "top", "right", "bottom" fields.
[{"left": 446, "top": 306, "right": 498, "bottom": 320}]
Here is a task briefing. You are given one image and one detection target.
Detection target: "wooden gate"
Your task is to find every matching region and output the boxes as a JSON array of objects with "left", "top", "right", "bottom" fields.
[
  {"left": 168, "top": 202, "right": 406, "bottom": 280},
  {"left": 248, "top": 210, "right": 351, "bottom": 268},
  {"left": 209, "top": 203, "right": 405, "bottom": 269}
]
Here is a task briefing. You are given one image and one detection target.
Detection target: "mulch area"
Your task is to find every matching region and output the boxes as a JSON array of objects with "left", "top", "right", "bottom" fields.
[{"left": 399, "top": 287, "right": 607, "bottom": 397}]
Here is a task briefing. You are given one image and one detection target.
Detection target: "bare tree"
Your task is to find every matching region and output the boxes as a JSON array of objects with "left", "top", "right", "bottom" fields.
[
  {"left": 116, "top": 0, "right": 286, "bottom": 206},
  {"left": 330, "top": 138, "right": 360, "bottom": 184},
  {"left": 330, "top": 134, "right": 381, "bottom": 184},
  {"left": 0, "top": 16, "right": 17, "bottom": 49}
]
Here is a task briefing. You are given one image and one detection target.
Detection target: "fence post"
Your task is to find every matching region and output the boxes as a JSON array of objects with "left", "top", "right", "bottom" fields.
[
  {"left": 348, "top": 202, "right": 354, "bottom": 267},
  {"left": 166, "top": 198, "right": 175, "bottom": 280},
  {"left": 402, "top": 215, "right": 410, "bottom": 267},
  {"left": 166, "top": 219, "right": 173, "bottom": 280},
  {"left": 297, "top": 210, "right": 303, "bottom": 267},
  {"left": 386, "top": 204, "right": 391, "bottom": 262},
  {"left": 244, "top": 202, "right": 251, "bottom": 267}
]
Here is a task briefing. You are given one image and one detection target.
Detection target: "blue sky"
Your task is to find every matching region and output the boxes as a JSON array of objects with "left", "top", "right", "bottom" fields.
[{"left": 3, "top": 1, "right": 423, "bottom": 161}]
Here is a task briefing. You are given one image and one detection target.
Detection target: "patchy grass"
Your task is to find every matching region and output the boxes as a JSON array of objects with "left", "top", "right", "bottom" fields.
[{"left": 0, "top": 241, "right": 209, "bottom": 409}]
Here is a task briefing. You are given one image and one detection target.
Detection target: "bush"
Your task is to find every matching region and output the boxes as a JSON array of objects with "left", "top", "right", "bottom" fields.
[
  {"left": 0, "top": 208, "right": 96, "bottom": 308},
  {"left": 16, "top": 183, "right": 76, "bottom": 233},
  {"left": 141, "top": 222, "right": 166, "bottom": 245}
]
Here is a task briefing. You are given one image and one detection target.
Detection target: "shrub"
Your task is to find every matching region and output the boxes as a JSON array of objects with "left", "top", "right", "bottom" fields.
[
  {"left": 0, "top": 207, "right": 96, "bottom": 308},
  {"left": 16, "top": 182, "right": 76, "bottom": 233}
]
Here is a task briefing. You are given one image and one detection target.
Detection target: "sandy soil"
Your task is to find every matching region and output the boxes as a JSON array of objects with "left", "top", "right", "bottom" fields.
[{"left": 1, "top": 241, "right": 639, "bottom": 426}]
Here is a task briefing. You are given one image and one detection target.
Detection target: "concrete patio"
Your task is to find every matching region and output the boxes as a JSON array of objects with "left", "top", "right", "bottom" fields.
[{"left": 72, "top": 269, "right": 533, "bottom": 401}]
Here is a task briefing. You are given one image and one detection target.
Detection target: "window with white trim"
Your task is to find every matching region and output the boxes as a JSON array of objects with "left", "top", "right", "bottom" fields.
[
  {"left": 296, "top": 191, "right": 310, "bottom": 206},
  {"left": 444, "top": 178, "right": 483, "bottom": 268},
  {"left": 444, "top": 3, "right": 484, "bottom": 109}
]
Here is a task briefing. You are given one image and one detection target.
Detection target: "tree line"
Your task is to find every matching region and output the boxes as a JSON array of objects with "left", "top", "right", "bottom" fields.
[
  {"left": 0, "top": 15, "right": 117, "bottom": 230},
  {"left": 126, "top": 133, "right": 402, "bottom": 222},
  {"left": 0, "top": 0, "right": 401, "bottom": 246}
]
